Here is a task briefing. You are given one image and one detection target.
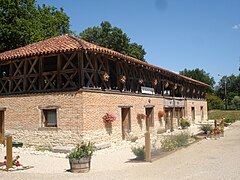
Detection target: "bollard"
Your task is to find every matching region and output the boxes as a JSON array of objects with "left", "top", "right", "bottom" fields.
[
  {"left": 145, "top": 131, "right": 151, "bottom": 162},
  {"left": 6, "top": 136, "right": 12, "bottom": 170}
]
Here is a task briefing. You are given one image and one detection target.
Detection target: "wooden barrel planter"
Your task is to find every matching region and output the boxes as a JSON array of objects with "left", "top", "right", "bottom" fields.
[{"left": 69, "top": 156, "right": 91, "bottom": 173}]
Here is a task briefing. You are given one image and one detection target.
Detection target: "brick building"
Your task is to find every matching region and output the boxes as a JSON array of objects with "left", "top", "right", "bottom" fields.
[{"left": 0, "top": 35, "right": 209, "bottom": 147}]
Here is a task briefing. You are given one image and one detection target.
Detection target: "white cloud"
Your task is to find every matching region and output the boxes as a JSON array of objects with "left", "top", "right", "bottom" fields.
[{"left": 232, "top": 24, "right": 240, "bottom": 30}]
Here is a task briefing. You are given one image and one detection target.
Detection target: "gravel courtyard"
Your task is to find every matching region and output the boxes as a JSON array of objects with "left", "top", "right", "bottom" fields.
[{"left": 1, "top": 121, "right": 240, "bottom": 180}]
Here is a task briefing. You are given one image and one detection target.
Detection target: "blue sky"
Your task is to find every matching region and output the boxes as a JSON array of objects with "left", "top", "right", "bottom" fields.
[{"left": 37, "top": 0, "right": 240, "bottom": 84}]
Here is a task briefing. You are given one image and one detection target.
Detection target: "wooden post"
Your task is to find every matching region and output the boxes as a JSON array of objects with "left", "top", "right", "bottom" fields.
[
  {"left": 145, "top": 131, "right": 151, "bottom": 162},
  {"left": 6, "top": 136, "right": 12, "bottom": 170},
  {"left": 214, "top": 119, "right": 217, "bottom": 128}
]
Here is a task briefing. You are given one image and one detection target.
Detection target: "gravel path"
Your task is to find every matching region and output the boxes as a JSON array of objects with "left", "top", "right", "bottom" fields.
[{"left": 1, "top": 122, "right": 240, "bottom": 180}]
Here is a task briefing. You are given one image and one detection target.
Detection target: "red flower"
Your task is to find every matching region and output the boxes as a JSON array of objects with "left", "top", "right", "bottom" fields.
[{"left": 103, "top": 113, "right": 116, "bottom": 123}]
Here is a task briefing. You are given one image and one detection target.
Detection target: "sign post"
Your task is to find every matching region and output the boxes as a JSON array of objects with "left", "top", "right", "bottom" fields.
[
  {"left": 6, "top": 136, "right": 12, "bottom": 170},
  {"left": 145, "top": 131, "right": 151, "bottom": 162}
]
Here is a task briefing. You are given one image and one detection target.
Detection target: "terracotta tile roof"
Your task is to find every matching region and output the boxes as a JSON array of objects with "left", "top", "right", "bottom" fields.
[{"left": 0, "top": 34, "right": 210, "bottom": 87}]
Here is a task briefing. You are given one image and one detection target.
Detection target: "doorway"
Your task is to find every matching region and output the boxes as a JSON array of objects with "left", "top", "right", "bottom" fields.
[
  {"left": 200, "top": 106, "right": 204, "bottom": 122},
  {"left": 164, "top": 108, "right": 173, "bottom": 130},
  {"left": 145, "top": 107, "right": 154, "bottom": 132},
  {"left": 0, "top": 111, "right": 4, "bottom": 144},
  {"left": 191, "top": 107, "right": 195, "bottom": 124},
  {"left": 176, "top": 108, "right": 183, "bottom": 127},
  {"left": 121, "top": 108, "right": 131, "bottom": 140}
]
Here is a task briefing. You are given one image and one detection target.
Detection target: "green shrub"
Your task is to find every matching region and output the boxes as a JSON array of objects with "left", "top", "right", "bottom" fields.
[
  {"left": 224, "top": 118, "right": 236, "bottom": 124},
  {"left": 174, "top": 132, "right": 191, "bottom": 147},
  {"left": 161, "top": 137, "right": 178, "bottom": 151},
  {"left": 161, "top": 132, "right": 191, "bottom": 151},
  {"left": 131, "top": 146, "right": 145, "bottom": 160},
  {"left": 200, "top": 124, "right": 213, "bottom": 134},
  {"left": 67, "top": 141, "right": 95, "bottom": 159},
  {"left": 180, "top": 119, "right": 190, "bottom": 128}
]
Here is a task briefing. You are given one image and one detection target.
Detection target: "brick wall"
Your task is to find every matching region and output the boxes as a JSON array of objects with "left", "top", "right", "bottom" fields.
[
  {"left": 0, "top": 92, "right": 83, "bottom": 132},
  {"left": 0, "top": 90, "right": 208, "bottom": 147},
  {"left": 185, "top": 99, "right": 208, "bottom": 124}
]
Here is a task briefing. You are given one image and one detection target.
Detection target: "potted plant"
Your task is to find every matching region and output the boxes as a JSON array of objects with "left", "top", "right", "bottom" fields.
[
  {"left": 220, "top": 126, "right": 224, "bottom": 137},
  {"left": 199, "top": 124, "right": 213, "bottom": 134},
  {"left": 67, "top": 141, "right": 96, "bottom": 173},
  {"left": 180, "top": 119, "right": 190, "bottom": 129}
]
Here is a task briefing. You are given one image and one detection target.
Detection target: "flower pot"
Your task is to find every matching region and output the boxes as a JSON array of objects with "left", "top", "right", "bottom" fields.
[
  {"left": 12, "top": 141, "right": 23, "bottom": 148},
  {"left": 69, "top": 156, "right": 91, "bottom": 173}
]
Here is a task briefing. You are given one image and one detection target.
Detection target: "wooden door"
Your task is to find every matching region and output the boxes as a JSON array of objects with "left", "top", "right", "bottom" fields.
[
  {"left": 145, "top": 108, "right": 153, "bottom": 132},
  {"left": 0, "top": 111, "right": 4, "bottom": 144},
  {"left": 191, "top": 107, "right": 195, "bottom": 124},
  {"left": 201, "top": 106, "right": 204, "bottom": 122},
  {"left": 164, "top": 108, "right": 173, "bottom": 130},
  {"left": 121, "top": 108, "right": 131, "bottom": 140}
]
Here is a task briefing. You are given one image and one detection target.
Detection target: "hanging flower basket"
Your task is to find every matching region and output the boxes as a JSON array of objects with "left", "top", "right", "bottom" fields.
[
  {"left": 158, "top": 111, "right": 166, "bottom": 118},
  {"left": 137, "top": 113, "right": 146, "bottom": 120},
  {"left": 102, "top": 113, "right": 116, "bottom": 124},
  {"left": 164, "top": 81, "right": 169, "bottom": 88},
  {"left": 102, "top": 72, "right": 110, "bottom": 82},
  {"left": 173, "top": 84, "right": 177, "bottom": 90},
  {"left": 152, "top": 78, "right": 158, "bottom": 86},
  {"left": 138, "top": 79, "right": 144, "bottom": 85},
  {"left": 119, "top": 75, "right": 126, "bottom": 84},
  {"left": 180, "top": 86, "right": 184, "bottom": 92}
]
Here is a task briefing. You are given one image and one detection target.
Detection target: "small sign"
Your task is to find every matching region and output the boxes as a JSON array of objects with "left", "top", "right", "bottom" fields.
[{"left": 141, "top": 86, "right": 155, "bottom": 95}]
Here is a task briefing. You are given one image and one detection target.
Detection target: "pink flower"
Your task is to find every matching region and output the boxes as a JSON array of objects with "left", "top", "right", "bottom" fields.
[{"left": 103, "top": 113, "right": 116, "bottom": 123}]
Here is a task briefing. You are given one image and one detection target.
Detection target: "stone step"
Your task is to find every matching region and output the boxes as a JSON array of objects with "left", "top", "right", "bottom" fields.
[
  {"left": 52, "top": 146, "right": 74, "bottom": 154},
  {"left": 52, "top": 142, "right": 111, "bottom": 154},
  {"left": 95, "top": 142, "right": 111, "bottom": 150}
]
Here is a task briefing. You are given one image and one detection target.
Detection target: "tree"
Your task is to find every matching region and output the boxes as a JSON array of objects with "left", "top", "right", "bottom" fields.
[
  {"left": 179, "top": 68, "right": 215, "bottom": 92},
  {"left": 79, "top": 21, "right": 146, "bottom": 61},
  {"left": 0, "top": 0, "right": 70, "bottom": 52},
  {"left": 216, "top": 74, "right": 240, "bottom": 109},
  {"left": 231, "top": 96, "right": 240, "bottom": 110},
  {"left": 205, "top": 94, "right": 224, "bottom": 110}
]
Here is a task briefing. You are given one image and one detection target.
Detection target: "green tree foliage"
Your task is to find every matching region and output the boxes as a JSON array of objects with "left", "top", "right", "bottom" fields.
[
  {"left": 0, "top": 0, "right": 70, "bottom": 52},
  {"left": 205, "top": 94, "right": 224, "bottom": 110},
  {"left": 216, "top": 74, "right": 240, "bottom": 109},
  {"left": 179, "top": 68, "right": 215, "bottom": 92},
  {"left": 79, "top": 21, "right": 146, "bottom": 61},
  {"left": 231, "top": 96, "right": 240, "bottom": 110}
]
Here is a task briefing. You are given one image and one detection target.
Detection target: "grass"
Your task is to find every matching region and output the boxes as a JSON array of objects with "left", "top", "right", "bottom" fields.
[{"left": 208, "top": 110, "right": 240, "bottom": 120}]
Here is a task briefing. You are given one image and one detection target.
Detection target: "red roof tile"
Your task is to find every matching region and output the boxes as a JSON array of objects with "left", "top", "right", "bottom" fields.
[{"left": 0, "top": 34, "right": 210, "bottom": 87}]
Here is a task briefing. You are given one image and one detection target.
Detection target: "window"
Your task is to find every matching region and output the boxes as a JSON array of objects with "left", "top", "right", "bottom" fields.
[
  {"left": 43, "top": 56, "right": 57, "bottom": 72},
  {"left": 0, "top": 64, "right": 10, "bottom": 78},
  {"left": 43, "top": 109, "right": 57, "bottom": 127}
]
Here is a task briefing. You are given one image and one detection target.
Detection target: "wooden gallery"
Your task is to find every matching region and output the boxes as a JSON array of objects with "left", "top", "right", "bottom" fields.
[{"left": 0, "top": 35, "right": 209, "bottom": 147}]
